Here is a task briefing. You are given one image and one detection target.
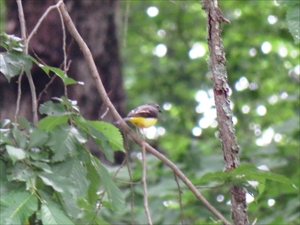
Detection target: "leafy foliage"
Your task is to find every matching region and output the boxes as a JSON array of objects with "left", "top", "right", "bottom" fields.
[
  {"left": 1, "top": 0, "right": 299, "bottom": 224},
  {"left": 276, "top": 0, "right": 300, "bottom": 44},
  {"left": 0, "top": 33, "right": 32, "bottom": 82},
  {"left": 0, "top": 98, "right": 125, "bottom": 224}
]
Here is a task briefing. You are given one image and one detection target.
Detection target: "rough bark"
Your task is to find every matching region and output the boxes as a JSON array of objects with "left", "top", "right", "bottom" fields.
[
  {"left": 202, "top": 0, "right": 249, "bottom": 224},
  {"left": 1, "top": 0, "right": 126, "bottom": 163},
  {"left": 1, "top": 0, "right": 126, "bottom": 121}
]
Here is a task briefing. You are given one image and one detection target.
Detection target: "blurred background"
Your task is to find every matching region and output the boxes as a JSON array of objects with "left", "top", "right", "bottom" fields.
[{"left": 1, "top": 0, "right": 299, "bottom": 224}]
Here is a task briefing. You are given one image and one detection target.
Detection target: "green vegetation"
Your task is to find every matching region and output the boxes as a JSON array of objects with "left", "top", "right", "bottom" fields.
[{"left": 0, "top": 0, "right": 299, "bottom": 224}]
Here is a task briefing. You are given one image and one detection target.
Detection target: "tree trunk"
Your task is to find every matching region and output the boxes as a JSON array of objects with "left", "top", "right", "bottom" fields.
[
  {"left": 1, "top": 0, "right": 126, "bottom": 163},
  {"left": 2, "top": 0, "right": 126, "bottom": 121}
]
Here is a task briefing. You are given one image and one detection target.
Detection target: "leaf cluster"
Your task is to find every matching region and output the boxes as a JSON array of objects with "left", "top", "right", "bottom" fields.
[{"left": 0, "top": 98, "right": 125, "bottom": 225}]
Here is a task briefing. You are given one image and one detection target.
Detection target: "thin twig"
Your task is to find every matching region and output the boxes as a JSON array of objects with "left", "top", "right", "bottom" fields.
[
  {"left": 114, "top": 180, "right": 142, "bottom": 185},
  {"left": 27, "top": 1, "right": 63, "bottom": 48},
  {"left": 15, "top": 0, "right": 26, "bottom": 123},
  {"left": 16, "top": 0, "right": 38, "bottom": 124},
  {"left": 14, "top": 67, "right": 24, "bottom": 124},
  {"left": 174, "top": 172, "right": 185, "bottom": 225},
  {"left": 142, "top": 143, "right": 152, "bottom": 225},
  {"left": 123, "top": 133, "right": 136, "bottom": 225},
  {"left": 99, "top": 106, "right": 109, "bottom": 120},
  {"left": 195, "top": 183, "right": 226, "bottom": 189},
  {"left": 37, "top": 75, "right": 57, "bottom": 103},
  {"left": 252, "top": 218, "right": 257, "bottom": 225},
  {"left": 16, "top": 0, "right": 26, "bottom": 44},
  {"left": 26, "top": 71, "right": 38, "bottom": 124},
  {"left": 56, "top": 2, "right": 230, "bottom": 224},
  {"left": 122, "top": 0, "right": 130, "bottom": 47},
  {"left": 57, "top": 4, "right": 68, "bottom": 97}
]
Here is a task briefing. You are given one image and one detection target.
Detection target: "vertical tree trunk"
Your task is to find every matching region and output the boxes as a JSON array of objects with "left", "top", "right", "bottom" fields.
[
  {"left": 2, "top": 0, "right": 126, "bottom": 121},
  {"left": 202, "top": 0, "right": 249, "bottom": 224}
]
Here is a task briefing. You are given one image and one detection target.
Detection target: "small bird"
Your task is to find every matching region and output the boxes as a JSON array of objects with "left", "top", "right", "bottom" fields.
[{"left": 124, "top": 103, "right": 162, "bottom": 129}]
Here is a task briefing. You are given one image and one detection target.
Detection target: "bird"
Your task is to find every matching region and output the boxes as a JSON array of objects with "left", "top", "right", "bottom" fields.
[{"left": 124, "top": 103, "right": 162, "bottom": 129}]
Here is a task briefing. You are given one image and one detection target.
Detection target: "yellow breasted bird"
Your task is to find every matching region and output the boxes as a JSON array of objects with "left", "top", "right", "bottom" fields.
[{"left": 124, "top": 103, "right": 162, "bottom": 129}]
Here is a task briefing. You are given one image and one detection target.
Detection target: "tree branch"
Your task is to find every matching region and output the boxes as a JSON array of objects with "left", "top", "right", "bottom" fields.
[
  {"left": 27, "top": 2, "right": 62, "bottom": 47},
  {"left": 142, "top": 143, "right": 152, "bottom": 225},
  {"left": 16, "top": 0, "right": 38, "bottom": 124},
  {"left": 174, "top": 172, "right": 185, "bottom": 225},
  {"left": 202, "top": 0, "right": 249, "bottom": 224},
  {"left": 56, "top": 1, "right": 230, "bottom": 224}
]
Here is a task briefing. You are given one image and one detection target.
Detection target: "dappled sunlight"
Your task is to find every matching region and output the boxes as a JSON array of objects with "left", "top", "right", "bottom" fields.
[
  {"left": 235, "top": 76, "right": 249, "bottom": 91},
  {"left": 192, "top": 126, "right": 202, "bottom": 136},
  {"left": 267, "top": 15, "right": 278, "bottom": 24},
  {"left": 189, "top": 42, "right": 207, "bottom": 59},
  {"left": 261, "top": 41, "right": 272, "bottom": 54},
  {"left": 146, "top": 6, "right": 159, "bottom": 17},
  {"left": 256, "top": 105, "right": 267, "bottom": 116},
  {"left": 153, "top": 43, "right": 167, "bottom": 57}
]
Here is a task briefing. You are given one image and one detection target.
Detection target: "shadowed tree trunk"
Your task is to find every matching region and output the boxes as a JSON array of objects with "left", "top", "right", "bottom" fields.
[
  {"left": 1, "top": 0, "right": 126, "bottom": 163},
  {"left": 1, "top": 0, "right": 126, "bottom": 120}
]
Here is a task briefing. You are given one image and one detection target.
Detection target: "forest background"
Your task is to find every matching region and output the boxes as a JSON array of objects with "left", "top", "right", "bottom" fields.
[{"left": 0, "top": 0, "right": 299, "bottom": 225}]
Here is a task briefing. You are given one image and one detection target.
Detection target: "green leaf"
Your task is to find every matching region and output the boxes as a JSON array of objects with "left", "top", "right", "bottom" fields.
[
  {"left": 30, "top": 161, "right": 52, "bottom": 173},
  {"left": 91, "top": 156, "right": 125, "bottom": 211},
  {"left": 286, "top": 5, "right": 300, "bottom": 44},
  {"left": 74, "top": 117, "right": 121, "bottom": 162},
  {"left": 0, "top": 192, "right": 38, "bottom": 225},
  {"left": 17, "top": 117, "right": 31, "bottom": 132},
  {"left": 50, "top": 159, "right": 89, "bottom": 218},
  {"left": 86, "top": 123, "right": 114, "bottom": 162},
  {"left": 6, "top": 162, "right": 36, "bottom": 190},
  {"left": 46, "top": 66, "right": 78, "bottom": 85},
  {"left": 230, "top": 164, "right": 295, "bottom": 185},
  {"left": 0, "top": 51, "right": 32, "bottom": 82},
  {"left": 0, "top": 160, "right": 26, "bottom": 196},
  {"left": 39, "top": 101, "right": 69, "bottom": 116},
  {"left": 199, "top": 170, "right": 228, "bottom": 183},
  {"left": 38, "top": 172, "right": 73, "bottom": 193},
  {"left": 0, "top": 33, "right": 24, "bottom": 51},
  {"left": 30, "top": 57, "right": 78, "bottom": 86},
  {"left": 6, "top": 145, "right": 26, "bottom": 164},
  {"left": 46, "top": 125, "right": 86, "bottom": 162},
  {"left": 38, "top": 115, "right": 69, "bottom": 131},
  {"left": 52, "top": 97, "right": 80, "bottom": 112},
  {"left": 51, "top": 158, "right": 89, "bottom": 197},
  {"left": 12, "top": 128, "right": 27, "bottom": 149},
  {"left": 28, "top": 149, "right": 50, "bottom": 162},
  {"left": 28, "top": 128, "right": 49, "bottom": 148},
  {"left": 276, "top": 0, "right": 299, "bottom": 7},
  {"left": 40, "top": 203, "right": 74, "bottom": 225},
  {"left": 86, "top": 159, "right": 101, "bottom": 206},
  {"left": 87, "top": 120, "right": 124, "bottom": 151},
  {"left": 0, "top": 128, "right": 12, "bottom": 146}
]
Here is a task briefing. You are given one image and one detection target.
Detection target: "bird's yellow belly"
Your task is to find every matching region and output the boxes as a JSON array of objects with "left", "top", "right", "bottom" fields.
[{"left": 128, "top": 117, "right": 158, "bottom": 128}]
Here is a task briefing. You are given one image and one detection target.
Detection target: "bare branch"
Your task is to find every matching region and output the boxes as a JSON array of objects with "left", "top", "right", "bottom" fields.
[
  {"left": 27, "top": 1, "right": 63, "bottom": 47},
  {"left": 142, "top": 143, "right": 152, "bottom": 225},
  {"left": 16, "top": 0, "right": 38, "bottom": 124},
  {"left": 122, "top": 0, "right": 130, "bottom": 47},
  {"left": 37, "top": 75, "right": 57, "bottom": 103},
  {"left": 14, "top": 68, "right": 24, "bottom": 123},
  {"left": 124, "top": 135, "right": 136, "bottom": 224},
  {"left": 16, "top": 0, "right": 26, "bottom": 43},
  {"left": 174, "top": 173, "right": 185, "bottom": 225},
  {"left": 202, "top": 0, "right": 249, "bottom": 224},
  {"left": 57, "top": 4, "right": 68, "bottom": 97}
]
